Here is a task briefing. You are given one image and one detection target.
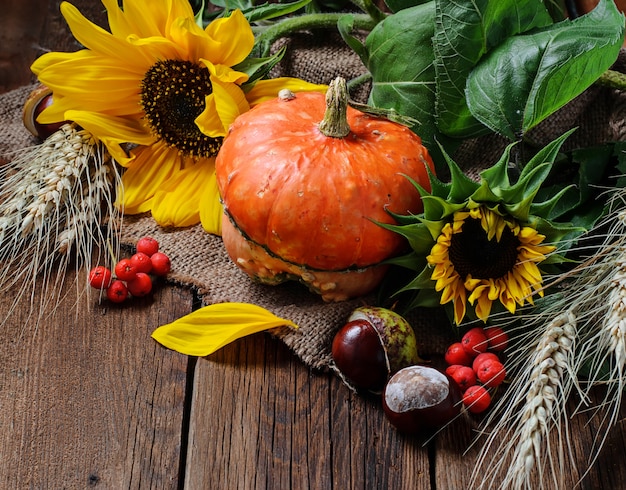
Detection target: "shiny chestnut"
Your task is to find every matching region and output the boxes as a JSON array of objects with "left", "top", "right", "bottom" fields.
[
  {"left": 331, "top": 307, "right": 421, "bottom": 393},
  {"left": 331, "top": 319, "right": 389, "bottom": 392}
]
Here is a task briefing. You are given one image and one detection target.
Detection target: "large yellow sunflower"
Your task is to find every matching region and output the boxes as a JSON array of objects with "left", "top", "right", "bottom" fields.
[
  {"left": 428, "top": 206, "right": 555, "bottom": 324},
  {"left": 30, "top": 1, "right": 327, "bottom": 233}
]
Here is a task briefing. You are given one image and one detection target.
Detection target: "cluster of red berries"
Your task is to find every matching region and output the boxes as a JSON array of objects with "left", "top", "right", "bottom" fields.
[
  {"left": 444, "top": 326, "right": 509, "bottom": 414},
  {"left": 88, "top": 236, "right": 171, "bottom": 303}
]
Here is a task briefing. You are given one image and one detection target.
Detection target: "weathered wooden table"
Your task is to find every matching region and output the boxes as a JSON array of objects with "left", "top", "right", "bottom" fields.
[
  {"left": 1, "top": 267, "right": 626, "bottom": 489},
  {"left": 2, "top": 1, "right": 626, "bottom": 488}
]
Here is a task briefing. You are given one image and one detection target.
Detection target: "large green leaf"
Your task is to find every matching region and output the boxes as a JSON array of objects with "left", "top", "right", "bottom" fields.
[
  {"left": 434, "top": 0, "right": 553, "bottom": 138},
  {"left": 363, "top": 3, "right": 442, "bottom": 159},
  {"left": 383, "top": 0, "right": 433, "bottom": 14},
  {"left": 466, "top": 0, "right": 625, "bottom": 140}
]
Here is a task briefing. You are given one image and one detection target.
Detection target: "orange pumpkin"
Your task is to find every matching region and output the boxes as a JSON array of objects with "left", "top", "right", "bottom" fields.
[{"left": 216, "top": 77, "right": 434, "bottom": 301}]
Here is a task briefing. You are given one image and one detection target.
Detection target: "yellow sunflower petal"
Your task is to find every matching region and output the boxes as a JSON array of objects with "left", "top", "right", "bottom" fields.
[
  {"left": 502, "top": 271, "right": 525, "bottom": 303},
  {"left": 109, "top": 0, "right": 194, "bottom": 38},
  {"left": 452, "top": 286, "right": 467, "bottom": 325},
  {"left": 203, "top": 60, "right": 249, "bottom": 85},
  {"left": 105, "top": 0, "right": 160, "bottom": 38},
  {"left": 467, "top": 283, "right": 488, "bottom": 305},
  {"left": 60, "top": 2, "right": 146, "bottom": 64},
  {"left": 473, "top": 294, "right": 493, "bottom": 323},
  {"left": 150, "top": 159, "right": 217, "bottom": 227},
  {"left": 431, "top": 261, "right": 452, "bottom": 280},
  {"left": 36, "top": 59, "right": 144, "bottom": 116},
  {"left": 435, "top": 273, "right": 461, "bottom": 293},
  {"left": 498, "top": 280, "right": 519, "bottom": 313},
  {"left": 169, "top": 17, "right": 218, "bottom": 62},
  {"left": 151, "top": 302, "right": 298, "bottom": 357},
  {"left": 515, "top": 261, "right": 543, "bottom": 289},
  {"left": 203, "top": 9, "right": 254, "bottom": 67},
  {"left": 119, "top": 142, "right": 180, "bottom": 214},
  {"left": 199, "top": 171, "right": 223, "bottom": 236},
  {"left": 463, "top": 275, "right": 482, "bottom": 291},
  {"left": 245, "top": 78, "right": 328, "bottom": 106},
  {"left": 58, "top": 110, "right": 154, "bottom": 164},
  {"left": 196, "top": 79, "right": 249, "bottom": 137}
]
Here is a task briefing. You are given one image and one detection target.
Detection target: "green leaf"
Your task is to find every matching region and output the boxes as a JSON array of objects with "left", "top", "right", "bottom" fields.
[
  {"left": 337, "top": 14, "right": 369, "bottom": 63},
  {"left": 152, "top": 302, "right": 297, "bottom": 357},
  {"left": 236, "top": 48, "right": 286, "bottom": 88},
  {"left": 383, "top": 252, "right": 425, "bottom": 270},
  {"left": 247, "top": 0, "right": 314, "bottom": 22},
  {"left": 519, "top": 128, "right": 575, "bottom": 179},
  {"left": 384, "top": 0, "right": 433, "bottom": 14},
  {"left": 194, "top": 0, "right": 205, "bottom": 27},
  {"left": 364, "top": 3, "right": 440, "bottom": 154},
  {"left": 207, "top": 0, "right": 313, "bottom": 23},
  {"left": 533, "top": 143, "right": 616, "bottom": 220},
  {"left": 434, "top": 0, "right": 553, "bottom": 138},
  {"left": 466, "top": 0, "right": 625, "bottom": 139}
]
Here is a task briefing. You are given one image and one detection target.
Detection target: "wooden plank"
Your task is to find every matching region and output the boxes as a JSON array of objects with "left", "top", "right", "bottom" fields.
[
  {"left": 184, "top": 333, "right": 432, "bottom": 489},
  {"left": 0, "top": 271, "right": 192, "bottom": 488}
]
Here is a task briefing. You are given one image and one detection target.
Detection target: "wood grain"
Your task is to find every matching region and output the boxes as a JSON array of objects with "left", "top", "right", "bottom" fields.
[
  {"left": 0, "top": 272, "right": 191, "bottom": 489},
  {"left": 185, "top": 334, "right": 432, "bottom": 490}
]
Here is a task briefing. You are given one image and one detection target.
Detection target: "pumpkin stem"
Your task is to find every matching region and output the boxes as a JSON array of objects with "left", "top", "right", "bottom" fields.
[{"left": 318, "top": 77, "right": 351, "bottom": 138}]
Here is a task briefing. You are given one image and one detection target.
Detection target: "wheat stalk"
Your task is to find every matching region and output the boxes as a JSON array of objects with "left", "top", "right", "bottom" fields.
[
  {"left": 471, "top": 310, "right": 579, "bottom": 489},
  {"left": 0, "top": 123, "right": 123, "bottom": 326},
  {"left": 470, "top": 197, "right": 626, "bottom": 488}
]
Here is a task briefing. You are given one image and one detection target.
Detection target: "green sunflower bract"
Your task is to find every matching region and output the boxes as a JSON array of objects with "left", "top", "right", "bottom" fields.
[{"left": 382, "top": 129, "right": 584, "bottom": 325}]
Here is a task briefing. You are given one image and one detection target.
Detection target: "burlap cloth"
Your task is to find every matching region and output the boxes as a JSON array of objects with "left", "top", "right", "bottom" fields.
[{"left": 2, "top": 32, "right": 626, "bottom": 371}]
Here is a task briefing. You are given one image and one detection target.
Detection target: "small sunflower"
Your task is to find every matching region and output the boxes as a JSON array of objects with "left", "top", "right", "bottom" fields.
[
  {"left": 383, "top": 131, "right": 584, "bottom": 325},
  {"left": 30, "top": 1, "right": 326, "bottom": 233}
]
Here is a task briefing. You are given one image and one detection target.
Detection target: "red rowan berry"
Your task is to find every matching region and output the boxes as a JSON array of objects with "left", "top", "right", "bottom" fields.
[
  {"left": 444, "top": 342, "right": 473, "bottom": 366},
  {"left": 130, "top": 252, "right": 152, "bottom": 274},
  {"left": 114, "top": 258, "right": 137, "bottom": 281},
  {"left": 136, "top": 236, "right": 159, "bottom": 257},
  {"left": 88, "top": 266, "right": 112, "bottom": 289},
  {"left": 476, "top": 360, "right": 506, "bottom": 388},
  {"left": 461, "top": 327, "right": 488, "bottom": 357},
  {"left": 445, "top": 365, "right": 476, "bottom": 392},
  {"left": 462, "top": 385, "right": 491, "bottom": 414},
  {"left": 472, "top": 352, "right": 501, "bottom": 373},
  {"left": 127, "top": 272, "right": 152, "bottom": 297},
  {"left": 485, "top": 326, "right": 509, "bottom": 352},
  {"left": 106, "top": 280, "right": 128, "bottom": 303},
  {"left": 150, "top": 252, "right": 171, "bottom": 276}
]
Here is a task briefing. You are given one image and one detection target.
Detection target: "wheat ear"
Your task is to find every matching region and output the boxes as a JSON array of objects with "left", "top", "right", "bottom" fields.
[
  {"left": 470, "top": 310, "right": 578, "bottom": 489},
  {"left": 0, "top": 123, "right": 123, "bottom": 326}
]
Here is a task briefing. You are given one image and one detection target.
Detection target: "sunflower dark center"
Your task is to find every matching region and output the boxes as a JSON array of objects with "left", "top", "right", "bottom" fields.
[
  {"left": 140, "top": 60, "right": 222, "bottom": 158},
  {"left": 449, "top": 217, "right": 520, "bottom": 280}
]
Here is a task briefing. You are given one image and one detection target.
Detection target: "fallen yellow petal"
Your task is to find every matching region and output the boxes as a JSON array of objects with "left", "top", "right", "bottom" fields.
[{"left": 151, "top": 302, "right": 297, "bottom": 356}]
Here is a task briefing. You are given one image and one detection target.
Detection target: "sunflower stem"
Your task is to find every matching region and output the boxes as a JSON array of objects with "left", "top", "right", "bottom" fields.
[
  {"left": 318, "top": 77, "right": 351, "bottom": 138},
  {"left": 252, "top": 13, "right": 379, "bottom": 57}
]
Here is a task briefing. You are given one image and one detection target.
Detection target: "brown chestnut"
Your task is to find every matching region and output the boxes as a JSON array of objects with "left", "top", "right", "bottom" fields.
[
  {"left": 382, "top": 365, "right": 461, "bottom": 434},
  {"left": 331, "top": 307, "right": 421, "bottom": 393},
  {"left": 23, "top": 85, "right": 70, "bottom": 140}
]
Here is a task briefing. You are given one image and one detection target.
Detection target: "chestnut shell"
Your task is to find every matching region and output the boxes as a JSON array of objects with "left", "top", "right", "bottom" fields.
[{"left": 382, "top": 365, "right": 462, "bottom": 434}]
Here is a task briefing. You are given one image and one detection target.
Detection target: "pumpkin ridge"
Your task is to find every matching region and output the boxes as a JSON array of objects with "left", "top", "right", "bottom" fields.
[{"left": 225, "top": 210, "right": 383, "bottom": 273}]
